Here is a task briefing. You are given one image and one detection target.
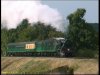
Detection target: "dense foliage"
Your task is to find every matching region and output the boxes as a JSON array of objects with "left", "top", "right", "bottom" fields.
[
  {"left": 66, "top": 8, "right": 99, "bottom": 57},
  {"left": 88, "top": 23, "right": 99, "bottom": 32}
]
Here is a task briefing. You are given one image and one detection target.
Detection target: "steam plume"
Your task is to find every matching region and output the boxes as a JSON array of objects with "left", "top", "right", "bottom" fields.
[{"left": 1, "top": 0, "right": 64, "bottom": 30}]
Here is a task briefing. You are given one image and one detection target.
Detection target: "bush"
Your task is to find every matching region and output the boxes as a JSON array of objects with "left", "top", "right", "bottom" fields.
[{"left": 75, "top": 48, "right": 98, "bottom": 58}]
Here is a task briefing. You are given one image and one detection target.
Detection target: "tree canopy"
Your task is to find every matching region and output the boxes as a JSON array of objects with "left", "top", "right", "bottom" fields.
[{"left": 66, "top": 8, "right": 98, "bottom": 50}]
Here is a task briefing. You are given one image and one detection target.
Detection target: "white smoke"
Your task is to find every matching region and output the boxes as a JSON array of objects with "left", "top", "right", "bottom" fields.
[{"left": 1, "top": 0, "right": 64, "bottom": 30}]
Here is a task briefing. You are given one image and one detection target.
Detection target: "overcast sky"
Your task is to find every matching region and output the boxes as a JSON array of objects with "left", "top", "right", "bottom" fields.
[{"left": 42, "top": 0, "right": 98, "bottom": 23}]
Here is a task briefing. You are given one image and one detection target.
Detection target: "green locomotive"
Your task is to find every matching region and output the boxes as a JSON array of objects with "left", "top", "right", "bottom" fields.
[{"left": 6, "top": 38, "right": 73, "bottom": 57}]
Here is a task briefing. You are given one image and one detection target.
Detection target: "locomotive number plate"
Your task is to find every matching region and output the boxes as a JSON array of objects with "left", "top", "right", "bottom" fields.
[{"left": 25, "top": 44, "right": 35, "bottom": 49}]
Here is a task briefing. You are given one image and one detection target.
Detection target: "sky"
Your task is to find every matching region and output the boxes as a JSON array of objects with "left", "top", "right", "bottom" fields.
[
  {"left": 42, "top": 0, "right": 98, "bottom": 23},
  {"left": 1, "top": 0, "right": 98, "bottom": 30}
]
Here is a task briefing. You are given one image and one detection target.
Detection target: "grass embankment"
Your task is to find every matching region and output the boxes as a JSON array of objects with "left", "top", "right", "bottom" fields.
[{"left": 1, "top": 57, "right": 98, "bottom": 74}]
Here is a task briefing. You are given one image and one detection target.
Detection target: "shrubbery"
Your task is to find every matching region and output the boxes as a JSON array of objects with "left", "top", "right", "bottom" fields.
[{"left": 75, "top": 48, "right": 98, "bottom": 58}]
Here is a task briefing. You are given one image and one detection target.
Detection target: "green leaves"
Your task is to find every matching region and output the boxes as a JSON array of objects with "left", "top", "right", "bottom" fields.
[
  {"left": 1, "top": 28, "right": 8, "bottom": 55},
  {"left": 66, "top": 8, "right": 98, "bottom": 50}
]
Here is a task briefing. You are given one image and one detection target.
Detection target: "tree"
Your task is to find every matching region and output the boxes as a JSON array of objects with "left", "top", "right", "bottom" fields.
[
  {"left": 66, "top": 8, "right": 97, "bottom": 50},
  {"left": 16, "top": 27, "right": 32, "bottom": 42},
  {"left": 31, "top": 21, "right": 64, "bottom": 40},
  {"left": 17, "top": 18, "right": 29, "bottom": 31},
  {"left": 15, "top": 19, "right": 31, "bottom": 42},
  {"left": 32, "top": 21, "right": 48, "bottom": 40},
  {"left": 8, "top": 29, "right": 17, "bottom": 43},
  {"left": 1, "top": 28, "right": 8, "bottom": 55}
]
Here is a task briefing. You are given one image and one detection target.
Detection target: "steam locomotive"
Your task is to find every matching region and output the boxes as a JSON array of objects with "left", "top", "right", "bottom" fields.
[{"left": 6, "top": 38, "right": 73, "bottom": 57}]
